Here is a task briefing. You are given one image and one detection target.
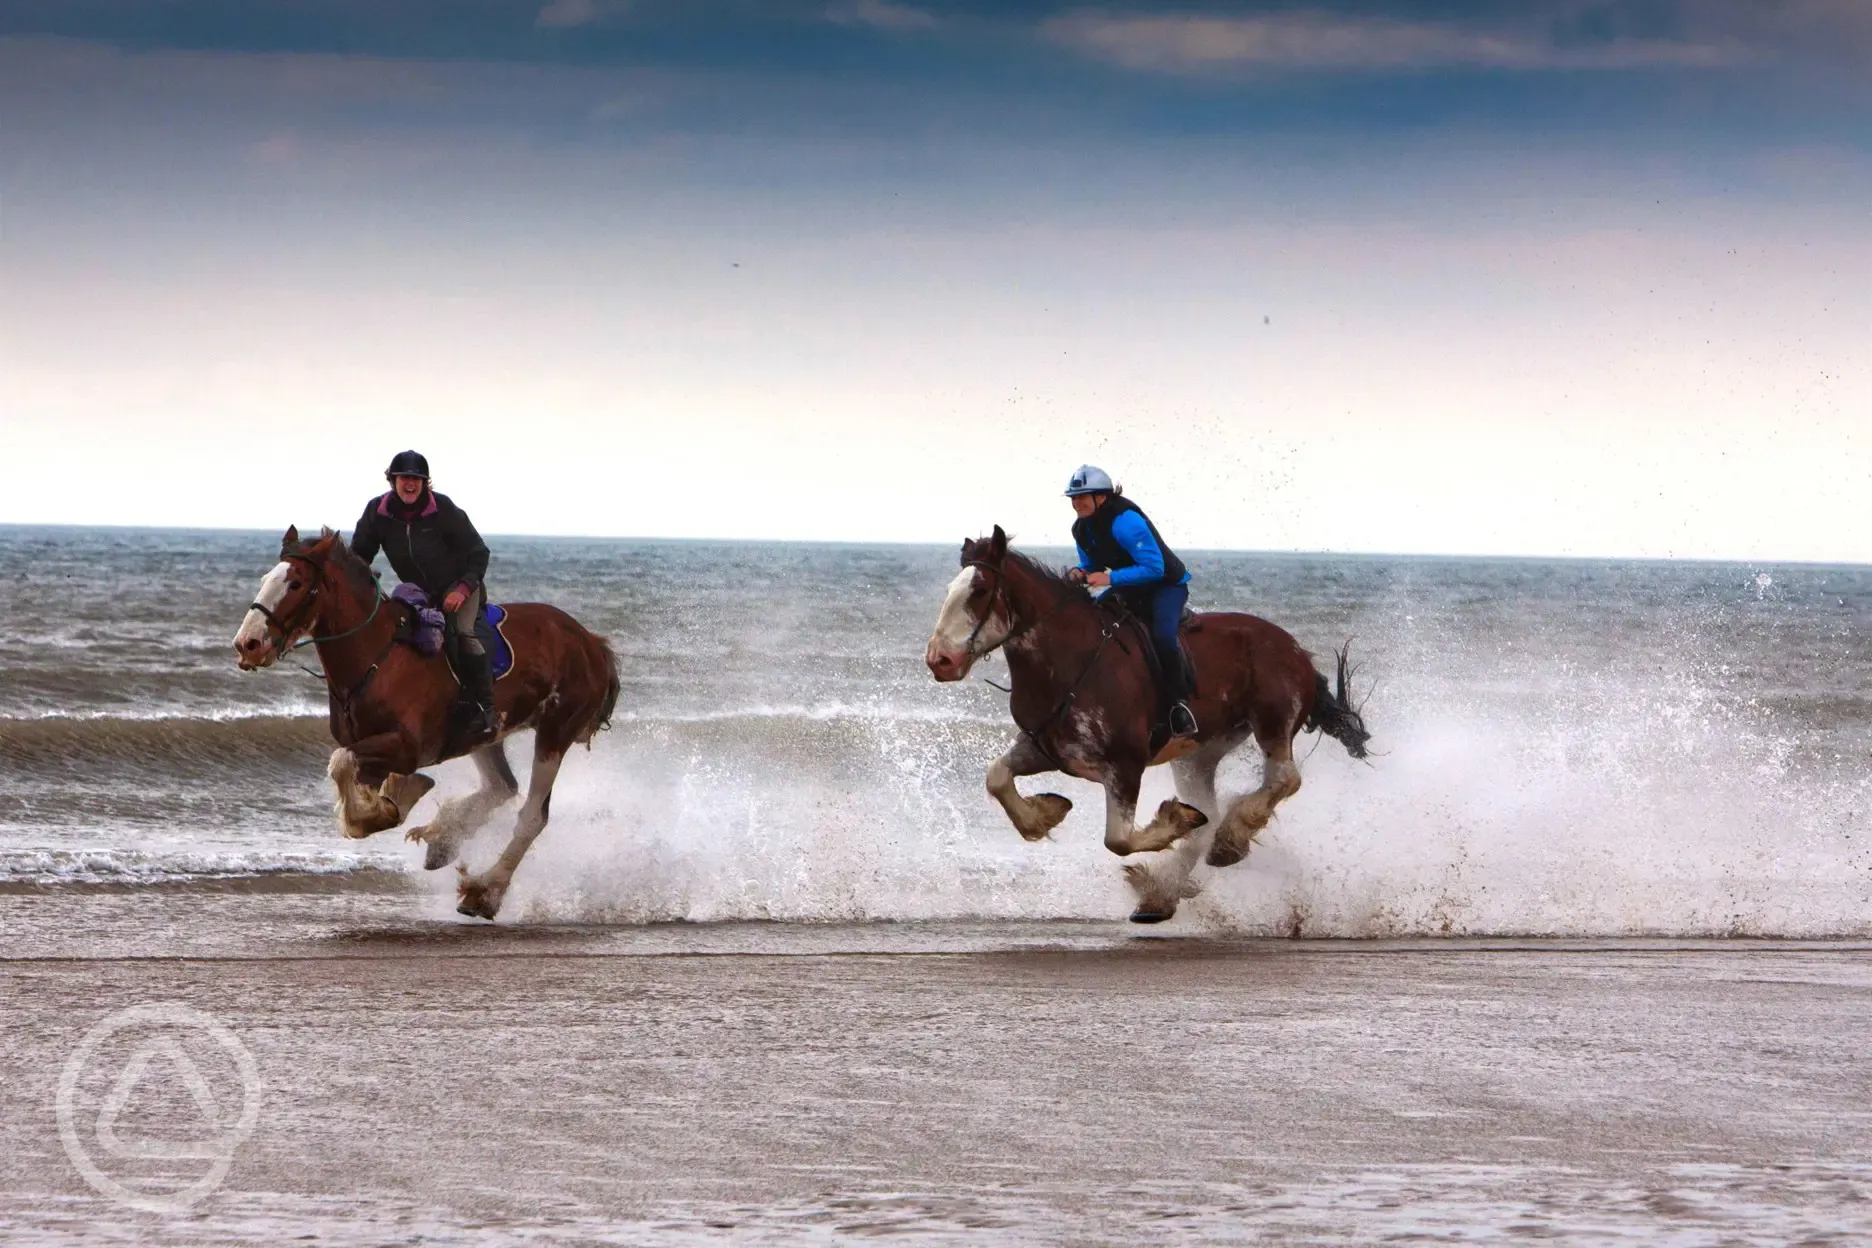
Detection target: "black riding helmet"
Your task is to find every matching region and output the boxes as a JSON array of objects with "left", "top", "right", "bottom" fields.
[{"left": 385, "top": 449, "right": 430, "bottom": 481}]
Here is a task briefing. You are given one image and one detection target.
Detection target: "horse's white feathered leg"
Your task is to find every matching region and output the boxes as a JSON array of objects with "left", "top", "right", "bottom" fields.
[
  {"left": 328, "top": 745, "right": 432, "bottom": 839},
  {"left": 328, "top": 748, "right": 376, "bottom": 839},
  {"left": 1125, "top": 741, "right": 1232, "bottom": 921},
  {"left": 407, "top": 743, "right": 520, "bottom": 869},
  {"left": 986, "top": 737, "right": 1071, "bottom": 841},
  {"left": 1207, "top": 744, "right": 1302, "bottom": 869}
]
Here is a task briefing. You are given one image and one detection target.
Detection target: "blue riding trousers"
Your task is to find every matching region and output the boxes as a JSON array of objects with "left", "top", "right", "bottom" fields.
[
  {"left": 1147, "top": 582, "right": 1188, "bottom": 650},
  {"left": 1118, "top": 582, "right": 1192, "bottom": 703}
]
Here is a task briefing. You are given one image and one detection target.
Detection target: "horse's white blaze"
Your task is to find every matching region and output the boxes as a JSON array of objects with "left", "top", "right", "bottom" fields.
[
  {"left": 927, "top": 566, "right": 1009, "bottom": 662},
  {"left": 233, "top": 561, "right": 293, "bottom": 662}
]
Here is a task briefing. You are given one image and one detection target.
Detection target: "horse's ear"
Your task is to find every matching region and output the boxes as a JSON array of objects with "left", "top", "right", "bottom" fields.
[
  {"left": 320, "top": 526, "right": 335, "bottom": 540},
  {"left": 990, "top": 525, "right": 1008, "bottom": 560},
  {"left": 281, "top": 525, "right": 300, "bottom": 556}
]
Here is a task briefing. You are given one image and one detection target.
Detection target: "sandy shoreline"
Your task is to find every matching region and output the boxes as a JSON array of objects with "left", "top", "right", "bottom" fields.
[{"left": 2, "top": 888, "right": 1869, "bottom": 1245}]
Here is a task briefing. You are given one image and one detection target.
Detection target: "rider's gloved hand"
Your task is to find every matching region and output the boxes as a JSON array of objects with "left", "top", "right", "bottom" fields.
[
  {"left": 1067, "top": 567, "right": 1088, "bottom": 585},
  {"left": 443, "top": 585, "right": 470, "bottom": 613}
]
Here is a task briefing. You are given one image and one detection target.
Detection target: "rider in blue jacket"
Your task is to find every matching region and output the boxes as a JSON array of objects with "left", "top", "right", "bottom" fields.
[{"left": 1065, "top": 465, "right": 1198, "bottom": 737}]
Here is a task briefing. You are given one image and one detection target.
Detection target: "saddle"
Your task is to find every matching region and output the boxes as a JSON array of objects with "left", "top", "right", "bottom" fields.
[
  {"left": 1097, "top": 594, "right": 1199, "bottom": 747},
  {"left": 1097, "top": 596, "right": 1196, "bottom": 680},
  {"left": 387, "top": 585, "right": 516, "bottom": 680}
]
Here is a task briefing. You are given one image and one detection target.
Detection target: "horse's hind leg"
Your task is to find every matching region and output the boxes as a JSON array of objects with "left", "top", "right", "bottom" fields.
[
  {"left": 1125, "top": 737, "right": 1236, "bottom": 923},
  {"left": 456, "top": 744, "right": 564, "bottom": 921},
  {"left": 987, "top": 737, "right": 1073, "bottom": 842},
  {"left": 406, "top": 743, "right": 520, "bottom": 870},
  {"left": 1207, "top": 734, "right": 1303, "bottom": 869}
]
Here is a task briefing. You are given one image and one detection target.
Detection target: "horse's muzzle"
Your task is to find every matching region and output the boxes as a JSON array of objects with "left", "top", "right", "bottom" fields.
[
  {"left": 925, "top": 642, "right": 970, "bottom": 682},
  {"left": 235, "top": 635, "right": 277, "bottom": 670}
]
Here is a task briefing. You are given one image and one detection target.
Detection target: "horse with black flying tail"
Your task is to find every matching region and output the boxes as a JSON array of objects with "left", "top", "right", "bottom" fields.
[{"left": 926, "top": 525, "right": 1370, "bottom": 922}]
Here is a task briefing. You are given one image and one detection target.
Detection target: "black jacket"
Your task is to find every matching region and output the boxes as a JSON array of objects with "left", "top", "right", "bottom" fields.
[
  {"left": 1071, "top": 495, "right": 1188, "bottom": 592},
  {"left": 351, "top": 491, "right": 490, "bottom": 600}
]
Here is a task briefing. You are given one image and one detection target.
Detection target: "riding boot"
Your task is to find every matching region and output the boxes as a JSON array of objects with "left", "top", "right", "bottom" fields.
[
  {"left": 1158, "top": 642, "right": 1198, "bottom": 738},
  {"left": 456, "top": 646, "right": 498, "bottom": 742}
]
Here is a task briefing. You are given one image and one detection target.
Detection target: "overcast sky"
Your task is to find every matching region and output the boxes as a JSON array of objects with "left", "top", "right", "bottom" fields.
[{"left": 1, "top": 1, "right": 1867, "bottom": 558}]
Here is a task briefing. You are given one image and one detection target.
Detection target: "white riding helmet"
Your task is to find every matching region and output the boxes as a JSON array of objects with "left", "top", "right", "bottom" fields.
[{"left": 1064, "top": 465, "right": 1115, "bottom": 497}]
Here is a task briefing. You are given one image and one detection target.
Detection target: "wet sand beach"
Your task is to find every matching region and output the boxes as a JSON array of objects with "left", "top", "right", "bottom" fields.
[{"left": 3, "top": 887, "right": 1868, "bottom": 1245}]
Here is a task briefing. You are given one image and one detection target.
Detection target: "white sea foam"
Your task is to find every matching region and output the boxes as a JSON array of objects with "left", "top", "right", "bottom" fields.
[
  {"left": 0, "top": 846, "right": 398, "bottom": 886},
  {"left": 11, "top": 705, "right": 328, "bottom": 724}
]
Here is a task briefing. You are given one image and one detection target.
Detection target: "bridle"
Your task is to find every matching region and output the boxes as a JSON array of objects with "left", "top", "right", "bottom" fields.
[
  {"left": 958, "top": 558, "right": 1085, "bottom": 659},
  {"left": 249, "top": 554, "right": 385, "bottom": 657},
  {"left": 959, "top": 559, "right": 1014, "bottom": 658}
]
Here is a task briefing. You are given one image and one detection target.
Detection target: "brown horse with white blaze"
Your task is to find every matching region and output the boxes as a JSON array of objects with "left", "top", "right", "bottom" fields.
[
  {"left": 926, "top": 526, "right": 1370, "bottom": 922},
  {"left": 232, "top": 526, "right": 619, "bottom": 920}
]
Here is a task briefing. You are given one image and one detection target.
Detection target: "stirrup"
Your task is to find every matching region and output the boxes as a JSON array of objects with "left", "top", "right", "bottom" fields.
[
  {"left": 459, "top": 703, "right": 498, "bottom": 740},
  {"left": 1168, "top": 702, "right": 1198, "bottom": 738}
]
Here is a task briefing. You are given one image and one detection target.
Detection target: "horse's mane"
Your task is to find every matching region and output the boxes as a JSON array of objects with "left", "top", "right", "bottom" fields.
[
  {"left": 1003, "top": 549, "right": 1086, "bottom": 605},
  {"left": 286, "top": 530, "right": 379, "bottom": 602},
  {"left": 963, "top": 539, "right": 1091, "bottom": 613}
]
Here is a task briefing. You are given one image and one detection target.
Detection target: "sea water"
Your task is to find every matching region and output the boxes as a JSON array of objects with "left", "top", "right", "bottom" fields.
[{"left": 2, "top": 525, "right": 1867, "bottom": 936}]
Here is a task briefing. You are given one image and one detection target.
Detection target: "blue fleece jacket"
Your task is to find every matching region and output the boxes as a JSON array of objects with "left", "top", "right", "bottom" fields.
[{"left": 1076, "top": 511, "right": 1192, "bottom": 588}]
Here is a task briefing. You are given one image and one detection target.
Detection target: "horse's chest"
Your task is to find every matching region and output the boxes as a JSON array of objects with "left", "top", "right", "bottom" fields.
[{"left": 1021, "top": 705, "right": 1108, "bottom": 781}]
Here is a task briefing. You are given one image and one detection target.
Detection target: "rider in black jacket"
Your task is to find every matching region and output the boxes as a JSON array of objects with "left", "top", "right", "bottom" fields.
[{"left": 352, "top": 450, "right": 496, "bottom": 739}]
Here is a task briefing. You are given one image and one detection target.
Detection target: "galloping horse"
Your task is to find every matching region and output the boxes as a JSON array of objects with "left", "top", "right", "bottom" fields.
[
  {"left": 925, "top": 526, "right": 1370, "bottom": 922},
  {"left": 233, "top": 526, "right": 618, "bottom": 919}
]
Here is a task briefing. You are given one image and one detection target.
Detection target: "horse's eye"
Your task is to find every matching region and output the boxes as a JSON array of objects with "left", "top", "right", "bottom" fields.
[{"left": 289, "top": 581, "right": 302, "bottom": 591}]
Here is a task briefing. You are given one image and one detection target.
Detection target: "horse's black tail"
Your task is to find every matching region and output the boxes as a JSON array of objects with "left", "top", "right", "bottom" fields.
[{"left": 1306, "top": 642, "right": 1371, "bottom": 760}]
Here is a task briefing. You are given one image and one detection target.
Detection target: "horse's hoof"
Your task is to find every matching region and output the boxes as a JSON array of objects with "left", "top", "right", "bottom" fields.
[
  {"left": 455, "top": 869, "right": 504, "bottom": 920},
  {"left": 455, "top": 891, "right": 500, "bottom": 921},
  {"left": 1206, "top": 842, "right": 1248, "bottom": 868},
  {"left": 383, "top": 772, "right": 437, "bottom": 823},
  {"left": 1021, "top": 793, "right": 1073, "bottom": 841},
  {"left": 1128, "top": 799, "right": 1209, "bottom": 854},
  {"left": 1129, "top": 907, "right": 1176, "bottom": 924},
  {"left": 1018, "top": 797, "right": 1078, "bottom": 845},
  {"left": 1166, "top": 799, "right": 1208, "bottom": 830},
  {"left": 423, "top": 839, "right": 458, "bottom": 872}
]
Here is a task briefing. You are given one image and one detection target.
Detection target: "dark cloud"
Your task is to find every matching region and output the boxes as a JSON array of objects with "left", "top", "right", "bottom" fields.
[
  {"left": 0, "top": 1, "right": 1864, "bottom": 152},
  {"left": 1042, "top": 10, "right": 1743, "bottom": 74},
  {"left": 2, "top": 1, "right": 1864, "bottom": 69}
]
